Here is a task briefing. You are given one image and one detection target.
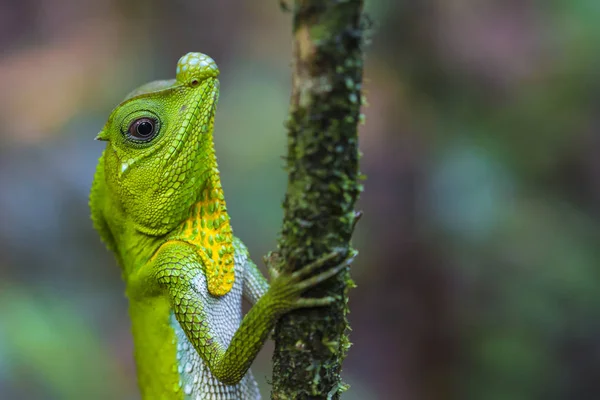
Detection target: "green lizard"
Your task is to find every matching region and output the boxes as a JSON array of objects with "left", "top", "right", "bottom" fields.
[{"left": 89, "top": 52, "right": 349, "bottom": 399}]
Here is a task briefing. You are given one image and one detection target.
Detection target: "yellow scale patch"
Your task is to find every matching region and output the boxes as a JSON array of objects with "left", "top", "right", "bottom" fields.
[{"left": 177, "top": 183, "right": 235, "bottom": 296}]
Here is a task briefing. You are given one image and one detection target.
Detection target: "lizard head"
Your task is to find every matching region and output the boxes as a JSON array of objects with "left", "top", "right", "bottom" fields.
[{"left": 92, "top": 53, "right": 220, "bottom": 238}]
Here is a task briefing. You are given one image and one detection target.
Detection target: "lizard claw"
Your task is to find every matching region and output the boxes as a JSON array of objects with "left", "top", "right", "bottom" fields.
[
  {"left": 294, "top": 296, "right": 337, "bottom": 308},
  {"left": 290, "top": 248, "right": 357, "bottom": 283},
  {"left": 267, "top": 248, "right": 357, "bottom": 312}
]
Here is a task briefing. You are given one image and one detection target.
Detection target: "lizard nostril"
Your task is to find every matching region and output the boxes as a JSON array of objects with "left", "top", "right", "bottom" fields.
[{"left": 191, "top": 79, "right": 199, "bottom": 87}]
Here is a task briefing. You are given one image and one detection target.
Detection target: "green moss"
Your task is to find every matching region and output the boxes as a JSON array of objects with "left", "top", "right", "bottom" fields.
[{"left": 272, "top": 0, "right": 366, "bottom": 398}]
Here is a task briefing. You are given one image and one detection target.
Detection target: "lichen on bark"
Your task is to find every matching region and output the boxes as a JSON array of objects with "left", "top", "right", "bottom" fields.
[{"left": 271, "top": 1, "right": 366, "bottom": 399}]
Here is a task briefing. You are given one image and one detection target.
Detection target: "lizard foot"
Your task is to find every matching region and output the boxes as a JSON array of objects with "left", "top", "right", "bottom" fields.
[{"left": 266, "top": 249, "right": 357, "bottom": 311}]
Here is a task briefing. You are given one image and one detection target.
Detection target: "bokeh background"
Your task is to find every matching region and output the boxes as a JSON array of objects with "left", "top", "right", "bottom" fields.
[{"left": 1, "top": 1, "right": 600, "bottom": 399}]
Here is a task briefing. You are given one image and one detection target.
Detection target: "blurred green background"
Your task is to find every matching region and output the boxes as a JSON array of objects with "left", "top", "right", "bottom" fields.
[{"left": 1, "top": 0, "right": 600, "bottom": 399}]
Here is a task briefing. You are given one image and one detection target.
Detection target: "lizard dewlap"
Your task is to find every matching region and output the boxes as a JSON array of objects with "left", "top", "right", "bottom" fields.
[{"left": 90, "top": 52, "right": 345, "bottom": 399}]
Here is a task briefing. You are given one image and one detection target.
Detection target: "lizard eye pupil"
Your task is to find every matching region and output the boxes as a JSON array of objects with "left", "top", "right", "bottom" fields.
[
  {"left": 128, "top": 118, "right": 157, "bottom": 141},
  {"left": 137, "top": 121, "right": 153, "bottom": 136}
]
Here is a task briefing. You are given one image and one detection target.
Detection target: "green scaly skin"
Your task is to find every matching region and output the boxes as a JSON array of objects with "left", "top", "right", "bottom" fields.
[{"left": 89, "top": 53, "right": 346, "bottom": 399}]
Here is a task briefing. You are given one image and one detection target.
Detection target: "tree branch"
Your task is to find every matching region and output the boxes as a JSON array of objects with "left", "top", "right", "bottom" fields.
[{"left": 271, "top": 1, "right": 366, "bottom": 398}]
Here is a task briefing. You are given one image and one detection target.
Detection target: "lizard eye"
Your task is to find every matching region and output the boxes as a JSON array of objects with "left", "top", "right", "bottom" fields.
[{"left": 128, "top": 118, "right": 158, "bottom": 141}]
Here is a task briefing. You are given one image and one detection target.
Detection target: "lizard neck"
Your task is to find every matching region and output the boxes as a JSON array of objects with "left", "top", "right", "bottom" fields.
[{"left": 171, "top": 148, "right": 235, "bottom": 296}]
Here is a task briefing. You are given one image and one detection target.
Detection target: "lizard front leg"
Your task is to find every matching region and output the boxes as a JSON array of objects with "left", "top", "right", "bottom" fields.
[{"left": 136, "top": 240, "right": 350, "bottom": 386}]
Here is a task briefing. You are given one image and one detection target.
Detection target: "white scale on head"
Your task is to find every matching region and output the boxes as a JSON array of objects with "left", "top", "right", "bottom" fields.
[{"left": 176, "top": 52, "right": 220, "bottom": 84}]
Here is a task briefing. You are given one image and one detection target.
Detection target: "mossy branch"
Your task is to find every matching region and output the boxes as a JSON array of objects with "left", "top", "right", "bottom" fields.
[{"left": 271, "top": 1, "right": 366, "bottom": 399}]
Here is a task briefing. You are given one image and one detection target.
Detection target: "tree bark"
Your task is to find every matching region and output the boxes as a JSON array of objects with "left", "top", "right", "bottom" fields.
[{"left": 271, "top": 1, "right": 366, "bottom": 399}]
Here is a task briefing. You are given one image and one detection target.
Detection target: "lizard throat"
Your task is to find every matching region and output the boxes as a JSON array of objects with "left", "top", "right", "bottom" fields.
[{"left": 173, "top": 175, "right": 235, "bottom": 296}]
